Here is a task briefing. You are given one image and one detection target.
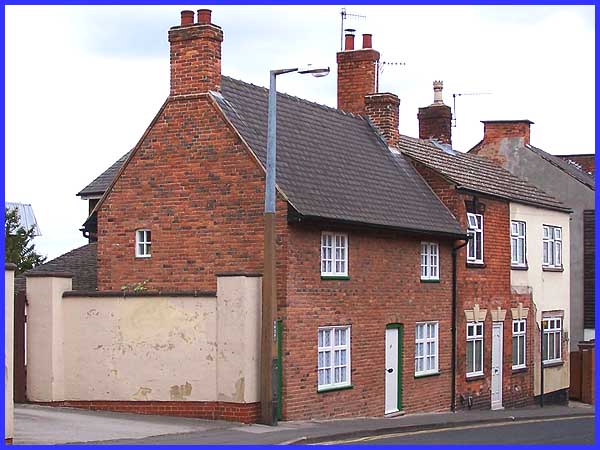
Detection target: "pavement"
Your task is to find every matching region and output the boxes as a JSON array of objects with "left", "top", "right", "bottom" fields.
[{"left": 14, "top": 401, "right": 594, "bottom": 445}]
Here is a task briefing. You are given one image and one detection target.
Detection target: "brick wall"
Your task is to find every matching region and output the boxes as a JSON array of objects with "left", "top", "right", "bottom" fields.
[
  {"left": 97, "top": 95, "right": 288, "bottom": 295},
  {"left": 365, "top": 93, "right": 400, "bottom": 147},
  {"left": 337, "top": 48, "right": 380, "bottom": 115},
  {"left": 31, "top": 401, "right": 260, "bottom": 424},
  {"left": 280, "top": 224, "right": 455, "bottom": 420},
  {"left": 168, "top": 19, "right": 223, "bottom": 95},
  {"left": 411, "top": 162, "right": 535, "bottom": 410},
  {"left": 417, "top": 104, "right": 452, "bottom": 145}
]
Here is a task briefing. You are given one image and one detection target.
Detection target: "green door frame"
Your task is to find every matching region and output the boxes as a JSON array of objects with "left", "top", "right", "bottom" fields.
[
  {"left": 276, "top": 319, "right": 283, "bottom": 420},
  {"left": 386, "top": 323, "right": 403, "bottom": 411}
]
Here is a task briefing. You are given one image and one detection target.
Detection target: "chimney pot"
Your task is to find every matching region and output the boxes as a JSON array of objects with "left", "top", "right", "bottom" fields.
[
  {"left": 180, "top": 10, "right": 194, "bottom": 26},
  {"left": 433, "top": 80, "right": 444, "bottom": 104},
  {"left": 197, "top": 9, "right": 212, "bottom": 24},
  {"left": 362, "top": 34, "right": 372, "bottom": 49},
  {"left": 344, "top": 33, "right": 355, "bottom": 51}
]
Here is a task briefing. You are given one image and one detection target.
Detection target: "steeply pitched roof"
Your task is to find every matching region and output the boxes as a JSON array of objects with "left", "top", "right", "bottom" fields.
[
  {"left": 398, "top": 135, "right": 570, "bottom": 212},
  {"left": 527, "top": 145, "right": 595, "bottom": 190},
  {"left": 77, "top": 151, "right": 132, "bottom": 197},
  {"left": 25, "top": 243, "right": 97, "bottom": 291},
  {"left": 213, "top": 76, "right": 464, "bottom": 237}
]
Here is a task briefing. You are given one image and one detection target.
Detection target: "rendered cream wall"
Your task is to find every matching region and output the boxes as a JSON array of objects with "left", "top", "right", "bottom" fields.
[
  {"left": 5, "top": 268, "right": 15, "bottom": 441},
  {"left": 26, "top": 275, "right": 261, "bottom": 404},
  {"left": 510, "top": 203, "right": 570, "bottom": 396}
]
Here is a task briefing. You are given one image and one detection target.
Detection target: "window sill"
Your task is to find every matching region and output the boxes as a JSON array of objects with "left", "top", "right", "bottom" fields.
[
  {"left": 317, "top": 384, "right": 353, "bottom": 393},
  {"left": 511, "top": 265, "right": 528, "bottom": 271},
  {"left": 512, "top": 366, "right": 528, "bottom": 374},
  {"left": 542, "top": 266, "right": 564, "bottom": 273},
  {"left": 543, "top": 361, "right": 564, "bottom": 368},
  {"left": 466, "top": 374, "right": 485, "bottom": 381},
  {"left": 135, "top": 255, "right": 152, "bottom": 259},
  {"left": 321, "top": 275, "right": 350, "bottom": 280},
  {"left": 420, "top": 278, "right": 440, "bottom": 283},
  {"left": 466, "top": 262, "right": 486, "bottom": 269},
  {"left": 414, "top": 371, "right": 441, "bottom": 379}
]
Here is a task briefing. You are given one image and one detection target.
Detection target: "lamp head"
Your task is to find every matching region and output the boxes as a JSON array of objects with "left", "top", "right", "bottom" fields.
[{"left": 297, "top": 65, "right": 330, "bottom": 77}]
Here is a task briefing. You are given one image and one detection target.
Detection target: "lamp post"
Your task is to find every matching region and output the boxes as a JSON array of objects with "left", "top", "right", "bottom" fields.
[{"left": 260, "top": 65, "right": 330, "bottom": 426}]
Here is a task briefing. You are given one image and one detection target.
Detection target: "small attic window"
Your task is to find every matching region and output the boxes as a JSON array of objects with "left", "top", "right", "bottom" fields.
[{"left": 135, "top": 229, "right": 152, "bottom": 258}]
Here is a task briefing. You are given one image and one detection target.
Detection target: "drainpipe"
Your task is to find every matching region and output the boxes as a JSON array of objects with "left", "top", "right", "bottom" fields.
[{"left": 451, "top": 237, "right": 470, "bottom": 412}]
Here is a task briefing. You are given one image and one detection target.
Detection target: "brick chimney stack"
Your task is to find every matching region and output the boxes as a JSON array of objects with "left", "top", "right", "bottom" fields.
[
  {"left": 481, "top": 120, "right": 532, "bottom": 145},
  {"left": 365, "top": 93, "right": 400, "bottom": 147},
  {"left": 168, "top": 9, "right": 224, "bottom": 96},
  {"left": 417, "top": 81, "right": 452, "bottom": 145},
  {"left": 337, "top": 31, "right": 380, "bottom": 115},
  {"left": 469, "top": 120, "right": 533, "bottom": 165}
]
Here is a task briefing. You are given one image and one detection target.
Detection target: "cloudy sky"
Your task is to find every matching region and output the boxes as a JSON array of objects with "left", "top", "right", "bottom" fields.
[{"left": 5, "top": 5, "right": 595, "bottom": 260}]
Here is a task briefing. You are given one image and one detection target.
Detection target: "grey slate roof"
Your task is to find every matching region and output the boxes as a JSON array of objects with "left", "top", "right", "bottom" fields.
[
  {"left": 25, "top": 243, "right": 97, "bottom": 291},
  {"left": 214, "top": 76, "right": 464, "bottom": 236},
  {"left": 77, "top": 151, "right": 132, "bottom": 197},
  {"left": 398, "top": 135, "right": 570, "bottom": 212},
  {"left": 527, "top": 145, "right": 595, "bottom": 190}
]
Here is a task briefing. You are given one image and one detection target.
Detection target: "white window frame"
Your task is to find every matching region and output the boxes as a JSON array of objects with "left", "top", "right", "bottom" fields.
[
  {"left": 420, "top": 242, "right": 440, "bottom": 281},
  {"left": 467, "top": 213, "right": 484, "bottom": 264},
  {"left": 317, "top": 326, "right": 351, "bottom": 390},
  {"left": 415, "top": 322, "right": 439, "bottom": 375},
  {"left": 512, "top": 319, "right": 526, "bottom": 369},
  {"left": 542, "top": 317, "right": 562, "bottom": 364},
  {"left": 542, "top": 225, "right": 562, "bottom": 268},
  {"left": 321, "top": 232, "right": 348, "bottom": 277},
  {"left": 466, "top": 322, "right": 484, "bottom": 377},
  {"left": 510, "top": 221, "right": 527, "bottom": 267},
  {"left": 135, "top": 229, "right": 152, "bottom": 258}
]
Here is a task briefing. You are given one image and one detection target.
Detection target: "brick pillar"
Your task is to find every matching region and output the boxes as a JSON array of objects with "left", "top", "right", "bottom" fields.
[
  {"left": 418, "top": 81, "right": 452, "bottom": 145},
  {"left": 168, "top": 9, "right": 224, "bottom": 96},
  {"left": 578, "top": 341, "right": 595, "bottom": 404},
  {"left": 365, "top": 93, "right": 400, "bottom": 147},
  {"left": 337, "top": 33, "right": 380, "bottom": 115}
]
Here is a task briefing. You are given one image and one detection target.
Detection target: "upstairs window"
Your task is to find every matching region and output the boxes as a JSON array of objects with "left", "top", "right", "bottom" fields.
[
  {"left": 543, "top": 225, "right": 562, "bottom": 268},
  {"left": 467, "top": 213, "right": 484, "bottom": 264},
  {"left": 511, "top": 221, "right": 527, "bottom": 267},
  {"left": 321, "top": 232, "right": 348, "bottom": 277},
  {"left": 421, "top": 242, "right": 440, "bottom": 280},
  {"left": 135, "top": 229, "right": 152, "bottom": 258}
]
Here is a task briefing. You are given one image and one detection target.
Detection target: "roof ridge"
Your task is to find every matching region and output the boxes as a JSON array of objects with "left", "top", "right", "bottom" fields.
[{"left": 221, "top": 75, "right": 365, "bottom": 122}]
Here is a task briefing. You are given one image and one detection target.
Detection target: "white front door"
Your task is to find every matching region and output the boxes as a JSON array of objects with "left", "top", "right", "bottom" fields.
[
  {"left": 491, "top": 322, "right": 503, "bottom": 410},
  {"left": 385, "top": 328, "right": 399, "bottom": 414}
]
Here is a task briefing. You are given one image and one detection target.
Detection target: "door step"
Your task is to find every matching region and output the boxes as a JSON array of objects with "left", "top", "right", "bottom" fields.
[{"left": 384, "top": 410, "right": 405, "bottom": 418}]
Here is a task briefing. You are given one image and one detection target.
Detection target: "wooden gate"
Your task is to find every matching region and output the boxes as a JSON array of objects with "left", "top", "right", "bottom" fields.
[{"left": 13, "top": 290, "right": 27, "bottom": 403}]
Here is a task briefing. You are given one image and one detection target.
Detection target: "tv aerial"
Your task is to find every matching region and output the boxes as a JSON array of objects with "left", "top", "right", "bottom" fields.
[
  {"left": 340, "top": 7, "right": 366, "bottom": 51},
  {"left": 452, "top": 92, "right": 492, "bottom": 127}
]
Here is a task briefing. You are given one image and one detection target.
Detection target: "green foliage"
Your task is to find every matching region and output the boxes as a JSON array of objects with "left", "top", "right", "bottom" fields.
[
  {"left": 121, "top": 279, "right": 149, "bottom": 293},
  {"left": 5, "top": 207, "right": 47, "bottom": 275}
]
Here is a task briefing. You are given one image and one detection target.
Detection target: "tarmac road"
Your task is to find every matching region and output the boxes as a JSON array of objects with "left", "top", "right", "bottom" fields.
[{"left": 319, "top": 415, "right": 595, "bottom": 445}]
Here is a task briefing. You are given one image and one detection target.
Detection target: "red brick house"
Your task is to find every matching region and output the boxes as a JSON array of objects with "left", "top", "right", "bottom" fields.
[
  {"left": 46, "top": 8, "right": 569, "bottom": 420},
  {"left": 76, "top": 9, "right": 466, "bottom": 421},
  {"left": 403, "top": 87, "right": 572, "bottom": 408}
]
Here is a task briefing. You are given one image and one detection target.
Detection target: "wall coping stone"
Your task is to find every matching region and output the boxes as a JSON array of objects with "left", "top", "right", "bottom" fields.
[
  {"left": 5, "top": 263, "right": 17, "bottom": 271},
  {"left": 25, "top": 271, "right": 73, "bottom": 278},
  {"left": 215, "top": 272, "right": 262, "bottom": 278},
  {"left": 63, "top": 290, "right": 216, "bottom": 298}
]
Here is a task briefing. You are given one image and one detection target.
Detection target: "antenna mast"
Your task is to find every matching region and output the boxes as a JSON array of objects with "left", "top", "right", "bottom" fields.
[
  {"left": 340, "top": 7, "right": 366, "bottom": 51},
  {"left": 452, "top": 92, "right": 492, "bottom": 127}
]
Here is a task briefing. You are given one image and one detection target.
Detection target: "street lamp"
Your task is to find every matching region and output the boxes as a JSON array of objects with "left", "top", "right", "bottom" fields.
[{"left": 260, "top": 65, "right": 330, "bottom": 426}]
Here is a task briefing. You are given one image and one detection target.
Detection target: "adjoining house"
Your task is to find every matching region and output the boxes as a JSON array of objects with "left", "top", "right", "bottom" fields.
[
  {"left": 398, "top": 85, "right": 572, "bottom": 407},
  {"left": 468, "top": 121, "right": 594, "bottom": 349},
  {"left": 23, "top": 8, "right": 572, "bottom": 422}
]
